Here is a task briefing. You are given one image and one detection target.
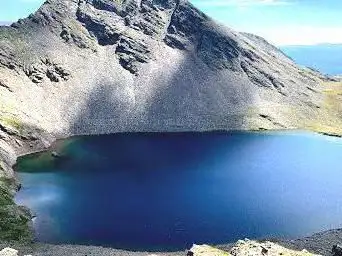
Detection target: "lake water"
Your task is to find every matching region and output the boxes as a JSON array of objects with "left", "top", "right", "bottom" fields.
[
  {"left": 281, "top": 44, "right": 342, "bottom": 75},
  {"left": 15, "top": 132, "right": 342, "bottom": 251}
]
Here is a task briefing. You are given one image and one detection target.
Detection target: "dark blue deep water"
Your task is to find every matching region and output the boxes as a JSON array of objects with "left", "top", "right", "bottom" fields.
[{"left": 15, "top": 132, "right": 342, "bottom": 251}]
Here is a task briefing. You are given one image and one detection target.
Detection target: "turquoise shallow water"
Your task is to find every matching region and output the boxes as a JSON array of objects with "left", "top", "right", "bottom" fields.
[{"left": 15, "top": 131, "right": 342, "bottom": 251}]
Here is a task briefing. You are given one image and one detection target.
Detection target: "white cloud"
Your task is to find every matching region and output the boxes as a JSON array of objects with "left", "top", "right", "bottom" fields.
[{"left": 194, "top": 0, "right": 291, "bottom": 7}]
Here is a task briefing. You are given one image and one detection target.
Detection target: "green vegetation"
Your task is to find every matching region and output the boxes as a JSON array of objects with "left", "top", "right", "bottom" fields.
[
  {"left": 0, "top": 178, "right": 33, "bottom": 242},
  {"left": 0, "top": 115, "right": 23, "bottom": 132},
  {"left": 0, "top": 204, "right": 33, "bottom": 242},
  {"left": 0, "top": 166, "right": 33, "bottom": 242},
  {"left": 0, "top": 177, "right": 14, "bottom": 206},
  {"left": 246, "top": 80, "right": 342, "bottom": 137},
  {"left": 306, "top": 81, "right": 342, "bottom": 136}
]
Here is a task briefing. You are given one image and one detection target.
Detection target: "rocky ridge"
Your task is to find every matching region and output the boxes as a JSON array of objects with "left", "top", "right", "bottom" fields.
[{"left": 0, "top": 0, "right": 342, "bottom": 247}]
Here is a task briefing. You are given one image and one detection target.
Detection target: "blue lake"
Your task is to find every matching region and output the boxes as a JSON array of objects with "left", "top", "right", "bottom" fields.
[
  {"left": 281, "top": 44, "right": 342, "bottom": 75},
  {"left": 14, "top": 132, "right": 342, "bottom": 251}
]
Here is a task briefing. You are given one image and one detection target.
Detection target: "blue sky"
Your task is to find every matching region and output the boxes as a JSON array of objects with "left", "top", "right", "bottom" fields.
[{"left": 1, "top": 0, "right": 342, "bottom": 46}]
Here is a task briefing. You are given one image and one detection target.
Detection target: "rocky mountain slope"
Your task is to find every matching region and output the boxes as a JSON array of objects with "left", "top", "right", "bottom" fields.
[{"left": 0, "top": 0, "right": 342, "bottom": 244}]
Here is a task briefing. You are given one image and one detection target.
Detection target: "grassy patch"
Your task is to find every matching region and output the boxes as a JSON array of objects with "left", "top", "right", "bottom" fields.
[
  {"left": 305, "top": 81, "right": 342, "bottom": 136},
  {"left": 0, "top": 177, "right": 14, "bottom": 206},
  {"left": 0, "top": 116, "right": 23, "bottom": 131},
  {"left": 0, "top": 162, "right": 33, "bottom": 242},
  {"left": 306, "top": 123, "right": 342, "bottom": 136},
  {"left": 0, "top": 176, "right": 33, "bottom": 242},
  {"left": 0, "top": 114, "right": 24, "bottom": 134},
  {"left": 0, "top": 206, "right": 33, "bottom": 242}
]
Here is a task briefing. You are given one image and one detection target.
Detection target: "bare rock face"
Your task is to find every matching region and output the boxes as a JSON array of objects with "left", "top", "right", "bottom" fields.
[
  {"left": 189, "top": 244, "right": 230, "bottom": 256},
  {"left": 230, "top": 240, "right": 319, "bottom": 256},
  {"left": 0, "top": 247, "right": 32, "bottom": 256},
  {"left": 24, "top": 58, "right": 70, "bottom": 83},
  {"left": 0, "top": 248, "right": 18, "bottom": 256}
]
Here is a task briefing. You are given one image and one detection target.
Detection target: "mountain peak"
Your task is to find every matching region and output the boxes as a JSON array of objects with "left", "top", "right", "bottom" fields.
[{"left": 10, "top": 0, "right": 242, "bottom": 73}]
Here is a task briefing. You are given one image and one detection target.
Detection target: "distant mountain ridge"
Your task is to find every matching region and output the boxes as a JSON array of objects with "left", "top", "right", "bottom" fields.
[
  {"left": 281, "top": 44, "right": 342, "bottom": 75},
  {"left": 0, "top": 21, "right": 11, "bottom": 26}
]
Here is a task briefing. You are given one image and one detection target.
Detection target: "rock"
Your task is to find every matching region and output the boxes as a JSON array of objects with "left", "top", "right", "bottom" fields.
[
  {"left": 164, "top": 34, "right": 187, "bottom": 50},
  {"left": 24, "top": 59, "right": 70, "bottom": 83},
  {"left": 0, "top": 248, "right": 31, "bottom": 256},
  {"left": 115, "top": 35, "right": 152, "bottom": 74},
  {"left": 332, "top": 245, "right": 342, "bottom": 256},
  {"left": 76, "top": 6, "right": 122, "bottom": 46},
  {"left": 25, "top": 65, "right": 45, "bottom": 83},
  {"left": 261, "top": 245, "right": 269, "bottom": 254},
  {"left": 0, "top": 248, "right": 18, "bottom": 256},
  {"left": 196, "top": 30, "right": 241, "bottom": 71},
  {"left": 187, "top": 251, "right": 194, "bottom": 256},
  {"left": 51, "top": 151, "right": 60, "bottom": 158},
  {"left": 46, "top": 69, "right": 60, "bottom": 82},
  {"left": 189, "top": 244, "right": 229, "bottom": 256},
  {"left": 230, "top": 240, "right": 320, "bottom": 256},
  {"left": 0, "top": 79, "right": 12, "bottom": 92}
]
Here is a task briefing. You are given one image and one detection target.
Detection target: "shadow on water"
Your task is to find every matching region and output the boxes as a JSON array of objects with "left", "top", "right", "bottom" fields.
[
  {"left": 50, "top": 46, "right": 257, "bottom": 175},
  {"left": 16, "top": 131, "right": 258, "bottom": 173},
  {"left": 19, "top": 44, "right": 259, "bottom": 173}
]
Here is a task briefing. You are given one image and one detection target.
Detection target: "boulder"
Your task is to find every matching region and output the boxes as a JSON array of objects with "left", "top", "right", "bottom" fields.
[
  {"left": 332, "top": 244, "right": 342, "bottom": 256},
  {"left": 188, "top": 244, "right": 229, "bottom": 256},
  {"left": 51, "top": 151, "right": 61, "bottom": 158},
  {"left": 0, "top": 248, "right": 18, "bottom": 256},
  {"left": 188, "top": 240, "right": 321, "bottom": 256},
  {"left": 230, "top": 240, "right": 320, "bottom": 256}
]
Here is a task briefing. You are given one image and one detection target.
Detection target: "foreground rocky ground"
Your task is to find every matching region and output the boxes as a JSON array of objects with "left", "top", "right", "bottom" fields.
[
  {"left": 1, "top": 236, "right": 339, "bottom": 256},
  {"left": 1, "top": 229, "right": 342, "bottom": 256}
]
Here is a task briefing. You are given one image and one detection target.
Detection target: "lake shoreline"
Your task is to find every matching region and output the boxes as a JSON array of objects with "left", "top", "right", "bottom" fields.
[
  {"left": 1, "top": 228, "right": 342, "bottom": 256},
  {"left": 15, "top": 128, "right": 342, "bottom": 159}
]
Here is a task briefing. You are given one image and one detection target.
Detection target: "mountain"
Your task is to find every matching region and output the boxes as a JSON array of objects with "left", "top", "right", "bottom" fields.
[
  {"left": 1, "top": 0, "right": 340, "bottom": 137},
  {"left": 0, "top": 0, "right": 342, "bottom": 242},
  {"left": 282, "top": 44, "right": 342, "bottom": 76}
]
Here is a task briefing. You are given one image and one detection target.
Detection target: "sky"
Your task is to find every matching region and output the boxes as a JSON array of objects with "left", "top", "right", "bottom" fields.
[{"left": 1, "top": 0, "right": 342, "bottom": 46}]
